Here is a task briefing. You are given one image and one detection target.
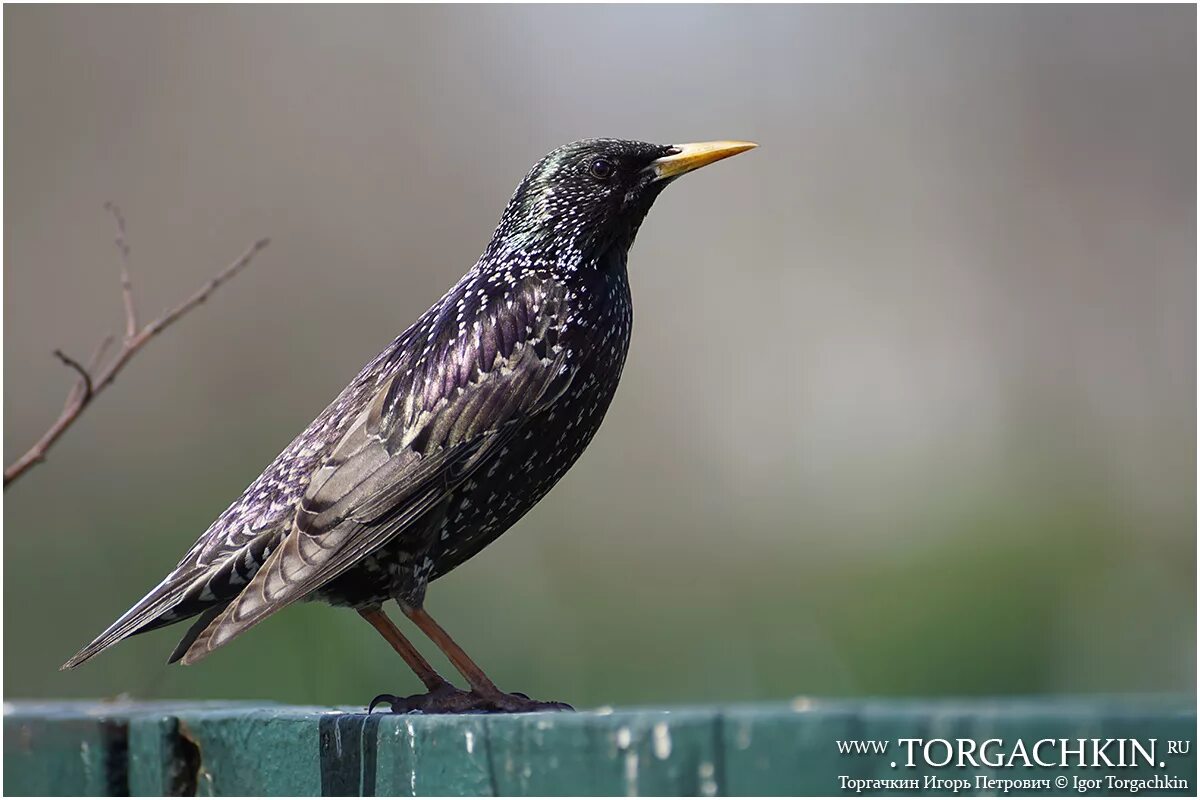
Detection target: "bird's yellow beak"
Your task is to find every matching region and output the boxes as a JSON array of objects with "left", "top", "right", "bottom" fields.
[{"left": 649, "top": 141, "right": 757, "bottom": 181}]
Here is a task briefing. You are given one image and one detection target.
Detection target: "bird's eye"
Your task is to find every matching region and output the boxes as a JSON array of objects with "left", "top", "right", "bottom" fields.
[{"left": 589, "top": 158, "right": 615, "bottom": 180}]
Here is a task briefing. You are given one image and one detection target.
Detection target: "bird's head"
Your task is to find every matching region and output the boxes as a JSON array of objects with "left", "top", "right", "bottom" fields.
[{"left": 487, "top": 138, "right": 756, "bottom": 267}]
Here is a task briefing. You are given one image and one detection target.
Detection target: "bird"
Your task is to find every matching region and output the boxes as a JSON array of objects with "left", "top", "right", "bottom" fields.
[{"left": 63, "top": 138, "right": 756, "bottom": 713}]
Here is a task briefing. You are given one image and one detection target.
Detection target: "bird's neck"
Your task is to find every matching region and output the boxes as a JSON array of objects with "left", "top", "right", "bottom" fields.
[{"left": 483, "top": 230, "right": 631, "bottom": 282}]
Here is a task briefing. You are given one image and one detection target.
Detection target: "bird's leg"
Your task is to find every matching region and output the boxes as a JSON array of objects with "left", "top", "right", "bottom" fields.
[
  {"left": 400, "top": 606, "right": 497, "bottom": 694},
  {"left": 359, "top": 607, "right": 448, "bottom": 690},
  {"left": 358, "top": 607, "right": 474, "bottom": 713},
  {"left": 400, "top": 604, "right": 573, "bottom": 713}
]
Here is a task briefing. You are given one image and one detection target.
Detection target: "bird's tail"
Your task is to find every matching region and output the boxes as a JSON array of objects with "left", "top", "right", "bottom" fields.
[
  {"left": 60, "top": 572, "right": 204, "bottom": 670},
  {"left": 165, "top": 601, "right": 233, "bottom": 664},
  {"left": 64, "top": 531, "right": 285, "bottom": 669}
]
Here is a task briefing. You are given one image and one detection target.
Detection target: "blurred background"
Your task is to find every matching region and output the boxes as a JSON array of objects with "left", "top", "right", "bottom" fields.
[{"left": 4, "top": 6, "right": 1195, "bottom": 707}]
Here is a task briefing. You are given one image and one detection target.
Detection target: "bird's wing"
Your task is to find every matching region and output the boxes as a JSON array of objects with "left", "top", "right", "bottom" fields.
[
  {"left": 64, "top": 334, "right": 407, "bottom": 671},
  {"left": 179, "top": 276, "right": 573, "bottom": 663},
  {"left": 62, "top": 364, "right": 382, "bottom": 670}
]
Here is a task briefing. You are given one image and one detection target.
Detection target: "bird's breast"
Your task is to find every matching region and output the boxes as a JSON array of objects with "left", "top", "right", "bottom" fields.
[{"left": 425, "top": 269, "right": 635, "bottom": 578}]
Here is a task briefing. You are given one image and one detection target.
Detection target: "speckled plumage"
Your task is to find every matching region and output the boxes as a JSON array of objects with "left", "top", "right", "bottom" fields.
[{"left": 64, "top": 138, "right": 753, "bottom": 672}]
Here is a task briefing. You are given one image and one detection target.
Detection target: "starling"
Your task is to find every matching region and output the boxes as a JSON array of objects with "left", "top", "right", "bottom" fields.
[{"left": 63, "top": 138, "right": 756, "bottom": 713}]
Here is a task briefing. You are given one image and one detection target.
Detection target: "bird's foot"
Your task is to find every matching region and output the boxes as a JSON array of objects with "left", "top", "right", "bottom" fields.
[
  {"left": 369, "top": 684, "right": 476, "bottom": 714},
  {"left": 477, "top": 690, "right": 574, "bottom": 713},
  {"left": 368, "top": 685, "right": 572, "bottom": 714}
]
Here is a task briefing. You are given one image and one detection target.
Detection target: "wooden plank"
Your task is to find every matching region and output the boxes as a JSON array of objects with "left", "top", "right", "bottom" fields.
[
  {"left": 5, "top": 698, "right": 1196, "bottom": 796},
  {"left": 4, "top": 701, "right": 130, "bottom": 796},
  {"left": 3, "top": 700, "right": 269, "bottom": 796},
  {"left": 127, "top": 713, "right": 182, "bottom": 797},
  {"left": 372, "top": 712, "right": 494, "bottom": 796},
  {"left": 158, "top": 706, "right": 330, "bottom": 796},
  {"left": 481, "top": 708, "right": 722, "bottom": 796},
  {"left": 129, "top": 705, "right": 393, "bottom": 796},
  {"left": 721, "top": 697, "right": 1198, "bottom": 796}
]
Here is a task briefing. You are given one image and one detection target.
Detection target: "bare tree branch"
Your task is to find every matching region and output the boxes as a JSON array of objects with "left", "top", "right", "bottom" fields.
[
  {"left": 87, "top": 334, "right": 117, "bottom": 374},
  {"left": 53, "top": 349, "right": 94, "bottom": 404},
  {"left": 4, "top": 209, "right": 270, "bottom": 488},
  {"left": 144, "top": 238, "right": 269, "bottom": 336},
  {"left": 62, "top": 334, "right": 116, "bottom": 410},
  {"left": 104, "top": 202, "right": 138, "bottom": 341}
]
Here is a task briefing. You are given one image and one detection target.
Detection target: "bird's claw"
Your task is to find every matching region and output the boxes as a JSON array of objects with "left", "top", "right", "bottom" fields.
[
  {"left": 368, "top": 693, "right": 406, "bottom": 713},
  {"left": 368, "top": 685, "right": 572, "bottom": 714},
  {"left": 368, "top": 684, "right": 471, "bottom": 713}
]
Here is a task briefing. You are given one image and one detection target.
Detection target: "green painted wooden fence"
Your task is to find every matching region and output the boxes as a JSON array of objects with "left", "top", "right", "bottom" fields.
[{"left": 4, "top": 698, "right": 1195, "bottom": 796}]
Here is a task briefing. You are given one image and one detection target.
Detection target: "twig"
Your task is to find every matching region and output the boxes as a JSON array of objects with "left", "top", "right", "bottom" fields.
[
  {"left": 87, "top": 334, "right": 117, "bottom": 373},
  {"left": 53, "top": 349, "right": 94, "bottom": 404},
  {"left": 4, "top": 208, "right": 270, "bottom": 488},
  {"left": 105, "top": 202, "right": 138, "bottom": 340}
]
